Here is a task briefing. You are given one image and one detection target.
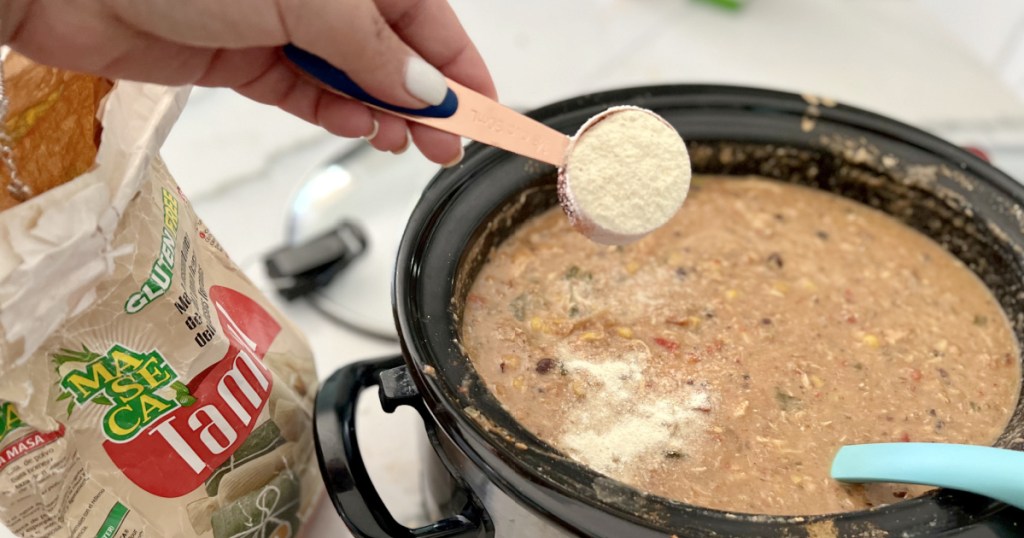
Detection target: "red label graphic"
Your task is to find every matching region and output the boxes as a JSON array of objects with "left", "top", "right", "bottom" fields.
[
  {"left": 0, "top": 425, "right": 66, "bottom": 472},
  {"left": 104, "top": 286, "right": 280, "bottom": 497}
]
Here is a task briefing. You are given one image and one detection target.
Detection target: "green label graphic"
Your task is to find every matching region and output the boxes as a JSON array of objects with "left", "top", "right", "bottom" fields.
[
  {"left": 0, "top": 402, "right": 24, "bottom": 445},
  {"left": 55, "top": 344, "right": 192, "bottom": 442},
  {"left": 125, "top": 187, "right": 179, "bottom": 314},
  {"left": 95, "top": 502, "right": 129, "bottom": 538}
]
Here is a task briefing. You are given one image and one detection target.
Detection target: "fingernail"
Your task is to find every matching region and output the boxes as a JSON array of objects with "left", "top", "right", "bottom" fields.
[
  {"left": 405, "top": 56, "right": 448, "bottom": 106},
  {"left": 442, "top": 145, "right": 465, "bottom": 168},
  {"left": 363, "top": 119, "right": 380, "bottom": 140},
  {"left": 392, "top": 130, "right": 412, "bottom": 155}
]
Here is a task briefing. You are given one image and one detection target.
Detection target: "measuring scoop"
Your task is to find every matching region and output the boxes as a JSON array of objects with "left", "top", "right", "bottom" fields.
[
  {"left": 831, "top": 443, "right": 1024, "bottom": 510},
  {"left": 284, "top": 46, "right": 691, "bottom": 245}
]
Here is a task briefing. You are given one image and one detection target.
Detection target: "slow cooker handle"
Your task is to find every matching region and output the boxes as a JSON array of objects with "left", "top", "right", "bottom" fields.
[{"left": 314, "top": 357, "right": 488, "bottom": 538}]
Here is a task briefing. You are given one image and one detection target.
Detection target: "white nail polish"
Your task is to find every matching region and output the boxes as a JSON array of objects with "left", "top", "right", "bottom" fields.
[
  {"left": 405, "top": 56, "right": 448, "bottom": 106},
  {"left": 363, "top": 119, "right": 379, "bottom": 140}
]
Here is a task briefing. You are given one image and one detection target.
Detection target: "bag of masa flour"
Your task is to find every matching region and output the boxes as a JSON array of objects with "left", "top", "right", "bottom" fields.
[{"left": 0, "top": 53, "right": 320, "bottom": 537}]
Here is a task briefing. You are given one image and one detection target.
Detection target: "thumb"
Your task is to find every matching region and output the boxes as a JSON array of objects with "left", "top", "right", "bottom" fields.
[{"left": 283, "top": 0, "right": 448, "bottom": 107}]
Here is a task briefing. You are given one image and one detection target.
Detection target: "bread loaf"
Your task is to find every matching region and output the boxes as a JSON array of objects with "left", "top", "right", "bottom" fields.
[{"left": 0, "top": 52, "right": 112, "bottom": 210}]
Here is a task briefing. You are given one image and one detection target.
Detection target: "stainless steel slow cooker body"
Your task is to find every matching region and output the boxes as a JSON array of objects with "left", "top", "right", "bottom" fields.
[{"left": 314, "top": 85, "right": 1024, "bottom": 537}]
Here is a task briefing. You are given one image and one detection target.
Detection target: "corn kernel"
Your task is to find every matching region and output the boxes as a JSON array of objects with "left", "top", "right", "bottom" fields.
[
  {"left": 502, "top": 354, "right": 520, "bottom": 369},
  {"left": 725, "top": 289, "right": 739, "bottom": 300},
  {"left": 580, "top": 331, "right": 603, "bottom": 341},
  {"left": 512, "top": 376, "right": 525, "bottom": 390},
  {"left": 529, "top": 317, "right": 543, "bottom": 331},
  {"left": 616, "top": 327, "right": 634, "bottom": 338},
  {"left": 626, "top": 261, "right": 640, "bottom": 275},
  {"left": 571, "top": 381, "right": 587, "bottom": 397},
  {"left": 810, "top": 375, "right": 824, "bottom": 388},
  {"left": 863, "top": 334, "right": 880, "bottom": 348}
]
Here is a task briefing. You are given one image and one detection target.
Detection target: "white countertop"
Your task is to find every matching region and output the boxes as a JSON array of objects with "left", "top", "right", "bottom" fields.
[{"left": 6, "top": 1, "right": 1024, "bottom": 536}]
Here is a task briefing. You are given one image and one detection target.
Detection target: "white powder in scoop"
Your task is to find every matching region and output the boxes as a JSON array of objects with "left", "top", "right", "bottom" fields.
[{"left": 559, "top": 106, "right": 691, "bottom": 245}]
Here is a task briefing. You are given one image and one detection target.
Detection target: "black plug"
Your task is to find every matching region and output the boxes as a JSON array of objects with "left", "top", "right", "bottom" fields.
[{"left": 264, "top": 221, "right": 368, "bottom": 300}]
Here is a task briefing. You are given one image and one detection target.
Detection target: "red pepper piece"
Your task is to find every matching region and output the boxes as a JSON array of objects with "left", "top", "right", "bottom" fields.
[{"left": 654, "top": 337, "right": 679, "bottom": 352}]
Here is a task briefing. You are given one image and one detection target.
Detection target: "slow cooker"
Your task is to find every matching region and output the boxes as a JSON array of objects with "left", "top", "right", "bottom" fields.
[{"left": 313, "top": 85, "right": 1024, "bottom": 537}]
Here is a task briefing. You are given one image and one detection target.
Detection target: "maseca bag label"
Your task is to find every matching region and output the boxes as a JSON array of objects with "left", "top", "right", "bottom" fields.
[
  {"left": 0, "top": 57, "right": 321, "bottom": 538},
  {"left": 60, "top": 286, "right": 278, "bottom": 499}
]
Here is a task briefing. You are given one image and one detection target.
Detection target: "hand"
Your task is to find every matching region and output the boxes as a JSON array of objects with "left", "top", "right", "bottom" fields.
[{"left": 0, "top": 0, "right": 497, "bottom": 166}]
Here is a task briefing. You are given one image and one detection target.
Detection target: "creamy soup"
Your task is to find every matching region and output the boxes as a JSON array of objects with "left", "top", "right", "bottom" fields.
[{"left": 460, "top": 176, "right": 1021, "bottom": 515}]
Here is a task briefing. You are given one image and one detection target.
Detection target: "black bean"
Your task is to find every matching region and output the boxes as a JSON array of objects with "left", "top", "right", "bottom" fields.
[
  {"left": 675, "top": 267, "right": 688, "bottom": 279},
  {"left": 535, "top": 358, "right": 557, "bottom": 374},
  {"left": 816, "top": 230, "right": 830, "bottom": 240},
  {"left": 767, "top": 253, "right": 784, "bottom": 269},
  {"left": 761, "top": 318, "right": 772, "bottom": 325}
]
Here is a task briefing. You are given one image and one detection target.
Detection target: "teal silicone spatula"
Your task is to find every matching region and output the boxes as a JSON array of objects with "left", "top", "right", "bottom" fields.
[{"left": 831, "top": 443, "right": 1024, "bottom": 510}]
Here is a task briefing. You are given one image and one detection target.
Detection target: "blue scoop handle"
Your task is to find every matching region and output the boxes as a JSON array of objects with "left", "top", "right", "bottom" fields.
[
  {"left": 832, "top": 443, "right": 1024, "bottom": 510},
  {"left": 282, "top": 44, "right": 458, "bottom": 119}
]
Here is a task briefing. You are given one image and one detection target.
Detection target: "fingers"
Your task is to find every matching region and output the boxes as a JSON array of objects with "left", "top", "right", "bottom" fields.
[
  {"left": 277, "top": 0, "right": 448, "bottom": 108},
  {"left": 409, "top": 123, "right": 463, "bottom": 166},
  {"left": 0, "top": 0, "right": 30, "bottom": 45},
  {"left": 229, "top": 58, "right": 376, "bottom": 139},
  {"left": 101, "top": 0, "right": 289, "bottom": 48},
  {"left": 228, "top": 55, "right": 429, "bottom": 158},
  {"left": 376, "top": 0, "right": 497, "bottom": 99},
  {"left": 366, "top": 112, "right": 408, "bottom": 153},
  {"left": 315, "top": 96, "right": 379, "bottom": 140},
  {"left": 223, "top": 51, "right": 461, "bottom": 164}
]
